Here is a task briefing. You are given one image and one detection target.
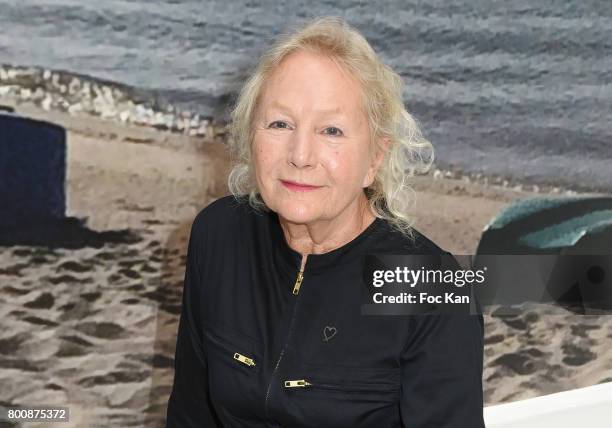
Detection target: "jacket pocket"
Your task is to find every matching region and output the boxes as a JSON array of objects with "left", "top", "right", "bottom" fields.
[
  {"left": 283, "top": 367, "right": 400, "bottom": 399},
  {"left": 204, "top": 323, "right": 260, "bottom": 374},
  {"left": 284, "top": 378, "right": 399, "bottom": 394}
]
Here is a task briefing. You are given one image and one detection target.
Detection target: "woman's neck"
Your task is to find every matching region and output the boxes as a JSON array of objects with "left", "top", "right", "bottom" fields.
[{"left": 278, "top": 194, "right": 376, "bottom": 256}]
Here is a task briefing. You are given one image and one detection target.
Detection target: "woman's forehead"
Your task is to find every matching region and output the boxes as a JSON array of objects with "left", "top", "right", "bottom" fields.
[
  {"left": 265, "top": 100, "right": 347, "bottom": 118},
  {"left": 260, "top": 66, "right": 365, "bottom": 120}
]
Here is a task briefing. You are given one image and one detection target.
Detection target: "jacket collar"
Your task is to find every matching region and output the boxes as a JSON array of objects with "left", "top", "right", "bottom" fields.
[{"left": 268, "top": 209, "right": 384, "bottom": 276}]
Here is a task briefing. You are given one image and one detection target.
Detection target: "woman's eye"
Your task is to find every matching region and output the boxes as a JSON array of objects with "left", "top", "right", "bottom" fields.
[
  {"left": 268, "top": 120, "right": 289, "bottom": 129},
  {"left": 324, "top": 126, "right": 344, "bottom": 137}
]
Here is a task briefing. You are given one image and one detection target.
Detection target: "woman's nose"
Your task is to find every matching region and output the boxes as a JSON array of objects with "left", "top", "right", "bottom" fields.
[{"left": 287, "top": 127, "right": 316, "bottom": 168}]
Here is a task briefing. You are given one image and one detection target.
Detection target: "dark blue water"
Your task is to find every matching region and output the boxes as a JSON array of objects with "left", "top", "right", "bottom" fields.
[{"left": 1, "top": 0, "right": 611, "bottom": 191}]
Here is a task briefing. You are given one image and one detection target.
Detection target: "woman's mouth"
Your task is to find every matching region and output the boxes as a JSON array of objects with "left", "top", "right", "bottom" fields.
[{"left": 280, "top": 180, "right": 322, "bottom": 192}]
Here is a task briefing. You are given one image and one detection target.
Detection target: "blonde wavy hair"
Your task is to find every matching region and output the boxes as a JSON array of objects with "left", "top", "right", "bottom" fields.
[{"left": 227, "top": 16, "right": 434, "bottom": 242}]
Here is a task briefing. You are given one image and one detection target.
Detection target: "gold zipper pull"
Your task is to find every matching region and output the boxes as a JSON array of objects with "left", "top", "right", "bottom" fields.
[
  {"left": 292, "top": 270, "right": 304, "bottom": 295},
  {"left": 292, "top": 254, "right": 308, "bottom": 295},
  {"left": 233, "top": 352, "right": 256, "bottom": 367},
  {"left": 284, "top": 379, "right": 311, "bottom": 388}
]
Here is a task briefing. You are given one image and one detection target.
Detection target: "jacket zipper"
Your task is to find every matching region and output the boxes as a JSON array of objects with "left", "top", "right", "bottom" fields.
[
  {"left": 264, "top": 254, "right": 308, "bottom": 416},
  {"left": 284, "top": 379, "right": 311, "bottom": 387},
  {"left": 205, "top": 329, "right": 257, "bottom": 370},
  {"left": 283, "top": 378, "right": 399, "bottom": 393},
  {"left": 292, "top": 270, "right": 304, "bottom": 295},
  {"left": 233, "top": 352, "right": 256, "bottom": 367}
]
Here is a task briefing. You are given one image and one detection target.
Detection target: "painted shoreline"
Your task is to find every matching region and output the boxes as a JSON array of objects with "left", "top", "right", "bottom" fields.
[{"left": 2, "top": 63, "right": 610, "bottom": 199}]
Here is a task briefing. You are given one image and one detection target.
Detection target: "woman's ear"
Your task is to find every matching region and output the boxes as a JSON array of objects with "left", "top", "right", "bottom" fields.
[{"left": 363, "top": 136, "right": 391, "bottom": 188}]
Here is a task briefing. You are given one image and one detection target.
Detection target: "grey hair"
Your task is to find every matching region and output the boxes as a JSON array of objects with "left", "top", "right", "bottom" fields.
[{"left": 227, "top": 16, "right": 434, "bottom": 242}]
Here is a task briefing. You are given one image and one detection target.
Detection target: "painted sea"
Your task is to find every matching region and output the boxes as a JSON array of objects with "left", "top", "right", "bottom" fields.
[{"left": 1, "top": 0, "right": 611, "bottom": 191}]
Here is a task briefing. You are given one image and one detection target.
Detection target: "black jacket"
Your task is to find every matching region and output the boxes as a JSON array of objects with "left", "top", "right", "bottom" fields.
[{"left": 166, "top": 195, "right": 485, "bottom": 427}]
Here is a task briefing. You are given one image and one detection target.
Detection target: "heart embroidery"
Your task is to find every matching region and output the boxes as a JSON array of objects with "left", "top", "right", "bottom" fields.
[{"left": 322, "top": 326, "right": 337, "bottom": 342}]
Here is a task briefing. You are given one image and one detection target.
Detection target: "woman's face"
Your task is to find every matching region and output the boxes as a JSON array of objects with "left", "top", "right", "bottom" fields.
[{"left": 252, "top": 50, "right": 382, "bottom": 226}]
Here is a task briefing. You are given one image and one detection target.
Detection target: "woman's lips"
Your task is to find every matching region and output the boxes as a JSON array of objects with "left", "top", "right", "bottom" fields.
[{"left": 280, "top": 180, "right": 322, "bottom": 192}]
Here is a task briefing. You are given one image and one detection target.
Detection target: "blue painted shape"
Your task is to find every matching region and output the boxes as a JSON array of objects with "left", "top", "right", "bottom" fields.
[
  {"left": 485, "top": 196, "right": 593, "bottom": 231},
  {"left": 518, "top": 212, "right": 612, "bottom": 249},
  {"left": 0, "top": 112, "right": 66, "bottom": 227}
]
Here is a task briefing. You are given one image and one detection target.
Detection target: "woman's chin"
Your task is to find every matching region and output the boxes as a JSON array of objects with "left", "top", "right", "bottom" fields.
[{"left": 276, "top": 204, "right": 321, "bottom": 225}]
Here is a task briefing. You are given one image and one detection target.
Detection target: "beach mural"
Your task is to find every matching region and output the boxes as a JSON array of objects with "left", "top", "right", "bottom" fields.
[{"left": 1, "top": 1, "right": 611, "bottom": 427}]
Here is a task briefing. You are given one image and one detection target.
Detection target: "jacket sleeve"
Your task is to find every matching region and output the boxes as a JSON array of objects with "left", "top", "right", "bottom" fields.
[
  {"left": 166, "top": 215, "right": 222, "bottom": 427},
  {"left": 399, "top": 310, "right": 485, "bottom": 428}
]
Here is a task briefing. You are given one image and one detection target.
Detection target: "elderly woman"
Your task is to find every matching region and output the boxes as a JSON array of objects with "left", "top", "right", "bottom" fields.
[{"left": 166, "top": 16, "right": 484, "bottom": 428}]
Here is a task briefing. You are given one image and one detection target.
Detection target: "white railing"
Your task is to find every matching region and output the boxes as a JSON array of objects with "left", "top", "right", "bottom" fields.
[{"left": 484, "top": 381, "right": 612, "bottom": 427}]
